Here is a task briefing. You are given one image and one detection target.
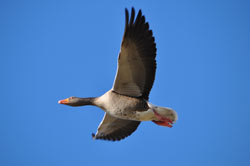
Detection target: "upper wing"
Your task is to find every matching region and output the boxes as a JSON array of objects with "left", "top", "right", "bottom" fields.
[
  {"left": 112, "top": 8, "right": 157, "bottom": 100},
  {"left": 92, "top": 113, "right": 140, "bottom": 141}
]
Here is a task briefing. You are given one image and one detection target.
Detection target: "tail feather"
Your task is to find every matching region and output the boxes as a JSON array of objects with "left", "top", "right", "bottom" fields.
[{"left": 148, "top": 103, "right": 178, "bottom": 123}]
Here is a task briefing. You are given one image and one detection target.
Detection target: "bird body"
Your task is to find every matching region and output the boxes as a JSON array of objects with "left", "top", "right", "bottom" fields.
[
  {"left": 95, "top": 90, "right": 177, "bottom": 122},
  {"left": 58, "top": 8, "right": 178, "bottom": 141},
  {"left": 94, "top": 90, "right": 149, "bottom": 121}
]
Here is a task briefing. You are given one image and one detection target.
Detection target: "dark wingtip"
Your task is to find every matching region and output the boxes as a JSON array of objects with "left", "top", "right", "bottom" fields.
[
  {"left": 141, "top": 15, "right": 145, "bottom": 23},
  {"left": 130, "top": 7, "right": 135, "bottom": 25},
  {"left": 138, "top": 9, "right": 142, "bottom": 18},
  {"left": 138, "top": 9, "right": 142, "bottom": 14},
  {"left": 125, "top": 8, "right": 129, "bottom": 26},
  {"left": 92, "top": 133, "right": 96, "bottom": 140},
  {"left": 131, "top": 7, "right": 135, "bottom": 13},
  {"left": 134, "top": 9, "right": 142, "bottom": 25}
]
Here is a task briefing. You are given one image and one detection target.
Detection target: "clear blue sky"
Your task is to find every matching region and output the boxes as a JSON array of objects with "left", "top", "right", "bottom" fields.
[{"left": 1, "top": 0, "right": 250, "bottom": 166}]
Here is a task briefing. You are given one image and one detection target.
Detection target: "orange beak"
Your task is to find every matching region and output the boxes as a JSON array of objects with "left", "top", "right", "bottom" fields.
[{"left": 58, "top": 98, "right": 69, "bottom": 104}]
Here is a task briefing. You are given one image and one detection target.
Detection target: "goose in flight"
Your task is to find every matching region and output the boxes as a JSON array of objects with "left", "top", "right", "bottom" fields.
[{"left": 58, "top": 8, "right": 177, "bottom": 141}]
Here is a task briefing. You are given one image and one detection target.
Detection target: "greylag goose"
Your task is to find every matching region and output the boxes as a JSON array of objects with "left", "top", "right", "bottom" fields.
[{"left": 58, "top": 8, "right": 177, "bottom": 141}]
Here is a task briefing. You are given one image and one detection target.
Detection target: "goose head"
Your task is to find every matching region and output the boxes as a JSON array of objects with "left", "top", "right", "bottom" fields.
[{"left": 58, "top": 97, "right": 95, "bottom": 106}]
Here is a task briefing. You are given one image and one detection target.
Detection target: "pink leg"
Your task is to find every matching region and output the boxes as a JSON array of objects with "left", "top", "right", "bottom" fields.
[{"left": 152, "top": 110, "right": 173, "bottom": 128}]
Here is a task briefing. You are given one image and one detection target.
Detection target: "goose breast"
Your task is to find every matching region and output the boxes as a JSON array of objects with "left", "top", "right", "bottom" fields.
[{"left": 95, "top": 90, "right": 149, "bottom": 120}]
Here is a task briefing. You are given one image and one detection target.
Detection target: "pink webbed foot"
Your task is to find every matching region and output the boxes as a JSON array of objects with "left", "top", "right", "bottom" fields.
[{"left": 152, "top": 110, "right": 173, "bottom": 128}]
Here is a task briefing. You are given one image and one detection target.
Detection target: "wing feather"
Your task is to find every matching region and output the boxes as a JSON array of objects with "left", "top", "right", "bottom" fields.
[
  {"left": 113, "top": 8, "right": 157, "bottom": 100},
  {"left": 92, "top": 113, "right": 140, "bottom": 141}
]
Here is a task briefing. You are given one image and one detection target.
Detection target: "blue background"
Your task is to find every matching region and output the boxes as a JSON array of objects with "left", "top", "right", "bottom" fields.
[{"left": 1, "top": 0, "right": 250, "bottom": 166}]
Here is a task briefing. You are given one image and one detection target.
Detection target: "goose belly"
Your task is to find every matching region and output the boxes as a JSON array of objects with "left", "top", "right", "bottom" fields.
[
  {"left": 109, "top": 107, "right": 156, "bottom": 121},
  {"left": 103, "top": 98, "right": 142, "bottom": 121},
  {"left": 95, "top": 90, "right": 150, "bottom": 121}
]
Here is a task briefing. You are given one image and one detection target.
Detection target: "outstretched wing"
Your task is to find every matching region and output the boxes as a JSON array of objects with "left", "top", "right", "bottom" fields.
[
  {"left": 92, "top": 113, "right": 140, "bottom": 141},
  {"left": 112, "top": 8, "right": 157, "bottom": 100}
]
